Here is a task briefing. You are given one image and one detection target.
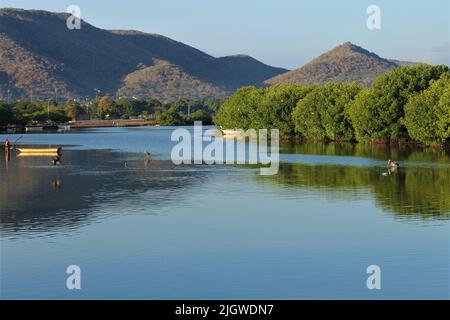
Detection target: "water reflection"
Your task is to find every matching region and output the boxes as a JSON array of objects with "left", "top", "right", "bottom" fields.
[
  {"left": 280, "top": 142, "right": 450, "bottom": 220},
  {"left": 268, "top": 161, "right": 450, "bottom": 221},
  {"left": 52, "top": 179, "right": 62, "bottom": 190},
  {"left": 0, "top": 149, "right": 206, "bottom": 238},
  {"left": 1, "top": 130, "right": 449, "bottom": 299},
  {"left": 1, "top": 141, "right": 449, "bottom": 240},
  {"left": 281, "top": 141, "right": 450, "bottom": 165}
]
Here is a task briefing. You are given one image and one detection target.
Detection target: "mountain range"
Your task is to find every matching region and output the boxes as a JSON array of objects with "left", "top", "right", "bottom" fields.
[
  {"left": 0, "top": 8, "right": 286, "bottom": 101},
  {"left": 0, "top": 8, "right": 422, "bottom": 101}
]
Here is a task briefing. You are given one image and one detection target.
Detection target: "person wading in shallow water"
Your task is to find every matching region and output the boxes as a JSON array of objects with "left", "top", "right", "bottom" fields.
[
  {"left": 5, "top": 138, "right": 10, "bottom": 151},
  {"left": 5, "top": 138, "right": 11, "bottom": 161}
]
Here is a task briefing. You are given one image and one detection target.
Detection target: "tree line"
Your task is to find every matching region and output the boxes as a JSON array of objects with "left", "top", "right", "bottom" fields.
[
  {"left": 214, "top": 64, "right": 450, "bottom": 146},
  {"left": 0, "top": 96, "right": 224, "bottom": 127}
]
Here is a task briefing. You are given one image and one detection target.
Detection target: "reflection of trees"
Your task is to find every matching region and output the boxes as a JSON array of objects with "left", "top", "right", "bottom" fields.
[
  {"left": 271, "top": 162, "right": 450, "bottom": 220},
  {"left": 2, "top": 142, "right": 449, "bottom": 238},
  {"left": 0, "top": 149, "right": 203, "bottom": 237},
  {"left": 281, "top": 141, "right": 359, "bottom": 157},
  {"left": 374, "top": 167, "right": 450, "bottom": 219},
  {"left": 281, "top": 141, "right": 450, "bottom": 163}
]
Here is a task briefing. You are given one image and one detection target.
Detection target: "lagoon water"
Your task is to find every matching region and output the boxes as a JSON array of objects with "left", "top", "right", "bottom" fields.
[{"left": 0, "top": 127, "right": 449, "bottom": 299}]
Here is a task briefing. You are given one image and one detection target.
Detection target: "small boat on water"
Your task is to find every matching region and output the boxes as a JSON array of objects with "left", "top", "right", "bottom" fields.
[
  {"left": 58, "top": 125, "right": 71, "bottom": 132},
  {"left": 16, "top": 147, "right": 61, "bottom": 155},
  {"left": 25, "top": 126, "right": 44, "bottom": 133},
  {"left": 220, "top": 128, "right": 245, "bottom": 139}
]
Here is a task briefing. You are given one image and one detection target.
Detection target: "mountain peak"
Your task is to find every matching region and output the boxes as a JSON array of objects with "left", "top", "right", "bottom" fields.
[
  {"left": 336, "top": 41, "right": 365, "bottom": 50},
  {"left": 320, "top": 42, "right": 385, "bottom": 60},
  {"left": 338, "top": 41, "right": 366, "bottom": 52},
  {"left": 341, "top": 41, "right": 355, "bottom": 48},
  {"left": 265, "top": 42, "right": 398, "bottom": 86}
]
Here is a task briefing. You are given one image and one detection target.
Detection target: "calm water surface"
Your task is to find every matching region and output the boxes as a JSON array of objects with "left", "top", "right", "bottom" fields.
[{"left": 0, "top": 127, "right": 449, "bottom": 299}]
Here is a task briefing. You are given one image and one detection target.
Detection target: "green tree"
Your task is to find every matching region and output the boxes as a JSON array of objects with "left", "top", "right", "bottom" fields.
[
  {"left": 214, "top": 86, "right": 264, "bottom": 130},
  {"left": 292, "top": 89, "right": 326, "bottom": 140},
  {"left": 114, "top": 98, "right": 134, "bottom": 118},
  {"left": 13, "top": 100, "right": 41, "bottom": 123},
  {"left": 115, "top": 98, "right": 152, "bottom": 118},
  {"left": 157, "top": 106, "right": 184, "bottom": 126},
  {"left": 293, "top": 82, "right": 362, "bottom": 141},
  {"left": 95, "top": 96, "right": 115, "bottom": 119},
  {"left": 0, "top": 102, "right": 15, "bottom": 126},
  {"left": 404, "top": 74, "right": 450, "bottom": 144},
  {"left": 30, "top": 106, "right": 69, "bottom": 123},
  {"left": 257, "top": 84, "right": 316, "bottom": 135},
  {"left": 203, "top": 97, "right": 226, "bottom": 114},
  {"left": 146, "top": 99, "right": 163, "bottom": 114},
  {"left": 65, "top": 101, "right": 84, "bottom": 120},
  {"left": 348, "top": 64, "right": 449, "bottom": 142},
  {"left": 437, "top": 87, "right": 450, "bottom": 144},
  {"left": 214, "top": 84, "right": 315, "bottom": 135},
  {"left": 188, "top": 109, "right": 213, "bottom": 125}
]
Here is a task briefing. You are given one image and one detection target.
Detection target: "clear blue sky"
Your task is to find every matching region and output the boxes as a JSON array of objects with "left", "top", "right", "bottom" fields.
[{"left": 1, "top": 0, "right": 449, "bottom": 68}]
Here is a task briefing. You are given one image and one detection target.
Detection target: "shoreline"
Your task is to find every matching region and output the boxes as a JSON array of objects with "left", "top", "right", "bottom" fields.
[
  {"left": 0, "top": 120, "right": 159, "bottom": 133},
  {"left": 2, "top": 124, "right": 449, "bottom": 151},
  {"left": 68, "top": 119, "right": 159, "bottom": 128}
]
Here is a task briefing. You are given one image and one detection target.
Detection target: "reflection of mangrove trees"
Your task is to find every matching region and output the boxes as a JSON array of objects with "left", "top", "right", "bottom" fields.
[
  {"left": 270, "top": 162, "right": 450, "bottom": 220},
  {"left": 280, "top": 141, "right": 450, "bottom": 163}
]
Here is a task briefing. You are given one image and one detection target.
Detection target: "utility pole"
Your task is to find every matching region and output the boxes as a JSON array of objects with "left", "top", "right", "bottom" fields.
[
  {"left": 94, "top": 88, "right": 99, "bottom": 100},
  {"left": 86, "top": 98, "right": 90, "bottom": 119}
]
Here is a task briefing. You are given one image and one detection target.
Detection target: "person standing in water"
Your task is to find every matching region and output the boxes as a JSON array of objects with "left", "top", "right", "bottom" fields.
[
  {"left": 5, "top": 138, "right": 10, "bottom": 151},
  {"left": 5, "top": 138, "right": 11, "bottom": 161}
]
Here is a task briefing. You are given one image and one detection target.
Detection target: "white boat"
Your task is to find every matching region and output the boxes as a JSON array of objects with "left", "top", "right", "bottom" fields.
[
  {"left": 220, "top": 128, "right": 245, "bottom": 139},
  {"left": 58, "top": 125, "right": 71, "bottom": 132},
  {"left": 25, "top": 126, "right": 44, "bottom": 133}
]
